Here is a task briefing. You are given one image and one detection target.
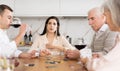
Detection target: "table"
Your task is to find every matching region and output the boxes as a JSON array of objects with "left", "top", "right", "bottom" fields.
[{"left": 15, "top": 56, "right": 87, "bottom": 71}]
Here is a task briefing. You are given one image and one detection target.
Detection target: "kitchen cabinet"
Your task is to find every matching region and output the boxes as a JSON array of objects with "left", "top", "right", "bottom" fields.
[
  {"left": 14, "top": 0, "right": 60, "bottom": 17},
  {"left": 0, "top": 0, "right": 104, "bottom": 17},
  {"left": 60, "top": 0, "right": 104, "bottom": 16}
]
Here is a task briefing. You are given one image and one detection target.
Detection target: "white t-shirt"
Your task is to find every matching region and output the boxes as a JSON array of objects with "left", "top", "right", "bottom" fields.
[{"left": 0, "top": 29, "right": 22, "bottom": 58}]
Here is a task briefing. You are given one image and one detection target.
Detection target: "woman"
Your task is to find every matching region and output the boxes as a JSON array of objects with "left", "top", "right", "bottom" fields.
[
  {"left": 87, "top": 0, "right": 120, "bottom": 71},
  {"left": 29, "top": 16, "right": 75, "bottom": 56}
]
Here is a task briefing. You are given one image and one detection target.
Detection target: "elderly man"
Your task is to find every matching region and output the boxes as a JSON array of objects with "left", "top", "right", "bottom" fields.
[{"left": 65, "top": 7, "right": 118, "bottom": 59}]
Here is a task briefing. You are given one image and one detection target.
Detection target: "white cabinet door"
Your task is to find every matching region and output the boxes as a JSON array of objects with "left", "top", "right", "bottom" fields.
[
  {"left": 60, "top": 0, "right": 104, "bottom": 16},
  {"left": 15, "top": 0, "right": 60, "bottom": 17}
]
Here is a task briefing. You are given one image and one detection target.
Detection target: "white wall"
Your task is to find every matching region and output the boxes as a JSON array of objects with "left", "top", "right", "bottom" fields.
[{"left": 7, "top": 17, "right": 95, "bottom": 46}]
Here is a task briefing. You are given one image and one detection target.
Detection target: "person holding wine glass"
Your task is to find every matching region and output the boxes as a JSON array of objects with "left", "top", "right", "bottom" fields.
[{"left": 0, "top": 4, "right": 33, "bottom": 58}]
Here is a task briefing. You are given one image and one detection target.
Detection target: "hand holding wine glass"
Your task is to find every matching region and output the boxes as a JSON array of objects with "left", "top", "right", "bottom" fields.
[
  {"left": 10, "top": 18, "right": 28, "bottom": 36},
  {"left": 11, "top": 18, "right": 28, "bottom": 46},
  {"left": 19, "top": 24, "right": 27, "bottom": 36}
]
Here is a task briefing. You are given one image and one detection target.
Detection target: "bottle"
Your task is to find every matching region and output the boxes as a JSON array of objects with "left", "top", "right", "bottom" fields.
[
  {"left": 66, "top": 35, "right": 70, "bottom": 42},
  {"left": 29, "top": 31, "right": 32, "bottom": 45},
  {"left": 66, "top": 35, "right": 71, "bottom": 44},
  {"left": 24, "top": 33, "right": 28, "bottom": 45}
]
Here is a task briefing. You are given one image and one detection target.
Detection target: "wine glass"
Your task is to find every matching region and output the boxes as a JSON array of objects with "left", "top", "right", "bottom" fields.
[
  {"left": 0, "top": 57, "right": 15, "bottom": 71},
  {"left": 50, "top": 49, "right": 61, "bottom": 56},
  {"left": 10, "top": 18, "right": 21, "bottom": 28},
  {"left": 74, "top": 37, "right": 86, "bottom": 50},
  {"left": 74, "top": 44, "right": 86, "bottom": 50}
]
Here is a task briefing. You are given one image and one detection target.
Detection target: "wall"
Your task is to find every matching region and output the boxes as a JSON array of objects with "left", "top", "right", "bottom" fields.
[{"left": 7, "top": 17, "right": 95, "bottom": 46}]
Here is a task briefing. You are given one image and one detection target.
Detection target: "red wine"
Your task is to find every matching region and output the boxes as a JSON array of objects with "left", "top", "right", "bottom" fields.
[
  {"left": 75, "top": 45, "right": 86, "bottom": 50},
  {"left": 10, "top": 24, "right": 21, "bottom": 28}
]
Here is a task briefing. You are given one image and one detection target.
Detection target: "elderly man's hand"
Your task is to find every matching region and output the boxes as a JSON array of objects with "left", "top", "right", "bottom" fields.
[{"left": 65, "top": 49, "right": 80, "bottom": 59}]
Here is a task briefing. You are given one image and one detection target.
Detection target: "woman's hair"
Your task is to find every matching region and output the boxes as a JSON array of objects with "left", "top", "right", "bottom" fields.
[
  {"left": 102, "top": 0, "right": 120, "bottom": 28},
  {"left": 40, "top": 16, "right": 60, "bottom": 36},
  {"left": 0, "top": 4, "right": 13, "bottom": 15}
]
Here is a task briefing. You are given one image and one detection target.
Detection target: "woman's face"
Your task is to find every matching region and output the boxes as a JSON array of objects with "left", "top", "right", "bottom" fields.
[
  {"left": 104, "top": 9, "right": 118, "bottom": 31},
  {"left": 47, "top": 19, "right": 58, "bottom": 33}
]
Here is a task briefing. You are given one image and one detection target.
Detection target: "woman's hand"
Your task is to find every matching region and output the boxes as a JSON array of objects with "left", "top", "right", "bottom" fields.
[
  {"left": 40, "top": 49, "right": 51, "bottom": 56},
  {"left": 30, "top": 50, "right": 38, "bottom": 58}
]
